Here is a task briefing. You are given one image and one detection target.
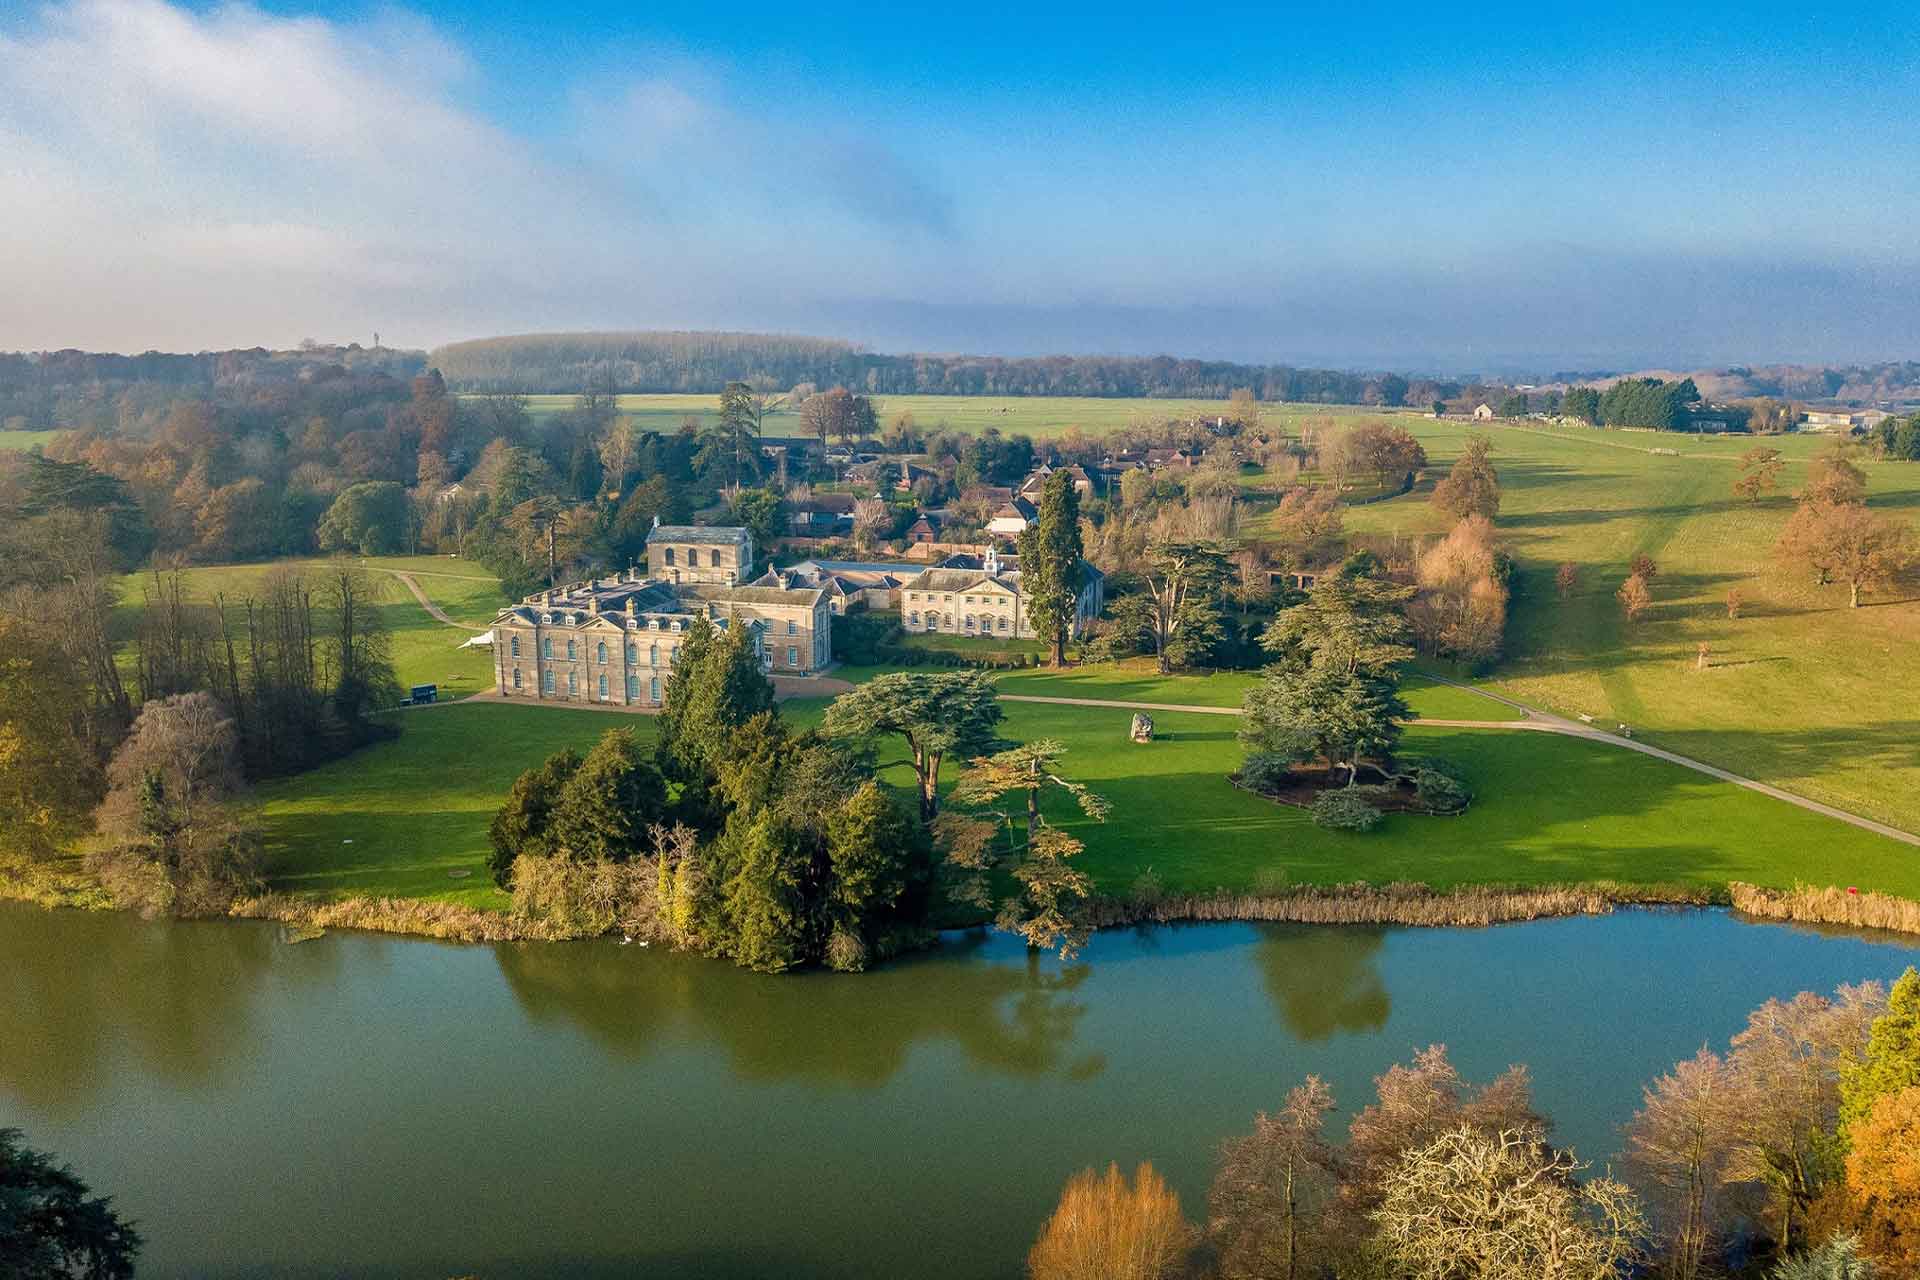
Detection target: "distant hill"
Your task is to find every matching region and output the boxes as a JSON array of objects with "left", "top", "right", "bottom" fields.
[
  {"left": 0, "top": 342, "right": 429, "bottom": 431},
  {"left": 0, "top": 343, "right": 426, "bottom": 392},
  {"left": 427, "top": 330, "right": 1424, "bottom": 404}
]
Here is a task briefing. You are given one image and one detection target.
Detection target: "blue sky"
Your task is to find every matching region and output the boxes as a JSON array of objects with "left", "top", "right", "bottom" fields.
[{"left": 3, "top": 0, "right": 1918, "bottom": 371}]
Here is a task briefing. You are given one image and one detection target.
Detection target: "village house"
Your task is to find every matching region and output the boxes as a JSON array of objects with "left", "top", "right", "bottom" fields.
[
  {"left": 1017, "top": 463, "right": 1094, "bottom": 502},
  {"left": 905, "top": 513, "right": 942, "bottom": 545},
  {"left": 987, "top": 496, "right": 1038, "bottom": 537},
  {"left": 787, "top": 492, "right": 857, "bottom": 538},
  {"left": 1472, "top": 403, "right": 1497, "bottom": 420},
  {"left": 488, "top": 525, "right": 832, "bottom": 707}
]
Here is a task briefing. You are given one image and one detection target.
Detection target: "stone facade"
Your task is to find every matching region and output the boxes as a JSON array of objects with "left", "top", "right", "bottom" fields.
[
  {"left": 898, "top": 548, "right": 1104, "bottom": 640},
  {"left": 490, "top": 533, "right": 831, "bottom": 708},
  {"left": 644, "top": 524, "right": 753, "bottom": 585}
]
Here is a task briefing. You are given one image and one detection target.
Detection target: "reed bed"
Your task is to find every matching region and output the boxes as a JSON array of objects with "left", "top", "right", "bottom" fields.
[
  {"left": 229, "top": 892, "right": 531, "bottom": 943},
  {"left": 1729, "top": 881, "right": 1920, "bottom": 937},
  {"left": 1088, "top": 881, "right": 1720, "bottom": 930}
]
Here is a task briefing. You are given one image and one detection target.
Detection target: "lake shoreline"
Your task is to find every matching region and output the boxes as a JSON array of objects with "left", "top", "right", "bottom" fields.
[{"left": 11, "top": 873, "right": 1916, "bottom": 950}]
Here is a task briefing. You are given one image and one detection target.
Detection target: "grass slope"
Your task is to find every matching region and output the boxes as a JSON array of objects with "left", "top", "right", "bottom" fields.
[
  {"left": 112, "top": 556, "right": 507, "bottom": 701},
  {"left": 0, "top": 429, "right": 59, "bottom": 451},
  {"left": 258, "top": 705, "right": 634, "bottom": 909},
  {"left": 1331, "top": 420, "right": 1920, "bottom": 832}
]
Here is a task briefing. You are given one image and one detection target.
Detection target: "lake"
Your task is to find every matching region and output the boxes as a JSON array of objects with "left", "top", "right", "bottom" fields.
[{"left": 2, "top": 903, "right": 1913, "bottom": 1278}]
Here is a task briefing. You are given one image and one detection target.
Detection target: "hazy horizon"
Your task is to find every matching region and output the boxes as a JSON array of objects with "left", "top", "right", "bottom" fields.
[{"left": 5, "top": 0, "right": 1919, "bottom": 372}]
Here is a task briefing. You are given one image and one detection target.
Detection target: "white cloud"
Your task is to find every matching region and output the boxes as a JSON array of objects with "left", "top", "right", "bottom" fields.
[{"left": 0, "top": 0, "right": 960, "bottom": 351}]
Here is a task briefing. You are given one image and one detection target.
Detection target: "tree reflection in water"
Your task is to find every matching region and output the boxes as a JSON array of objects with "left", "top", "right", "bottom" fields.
[
  {"left": 1253, "top": 924, "right": 1391, "bottom": 1041},
  {"left": 0, "top": 905, "right": 305, "bottom": 1113},
  {"left": 495, "top": 930, "right": 1107, "bottom": 1086}
]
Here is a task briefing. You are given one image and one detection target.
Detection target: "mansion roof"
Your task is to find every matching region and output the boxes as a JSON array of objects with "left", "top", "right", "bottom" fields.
[
  {"left": 493, "top": 569, "right": 821, "bottom": 630},
  {"left": 645, "top": 525, "right": 751, "bottom": 546}
]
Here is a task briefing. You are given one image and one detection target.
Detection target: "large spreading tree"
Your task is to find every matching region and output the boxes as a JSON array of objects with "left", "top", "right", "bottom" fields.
[
  {"left": 822, "top": 670, "right": 1003, "bottom": 822},
  {"left": 1244, "top": 572, "right": 1415, "bottom": 785}
]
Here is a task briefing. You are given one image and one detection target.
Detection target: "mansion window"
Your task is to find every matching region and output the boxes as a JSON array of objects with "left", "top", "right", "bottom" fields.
[
  {"left": 626, "top": 644, "right": 637, "bottom": 664},
  {"left": 541, "top": 637, "right": 552, "bottom": 659},
  {"left": 542, "top": 669, "right": 555, "bottom": 694},
  {"left": 512, "top": 669, "right": 522, "bottom": 689},
  {"left": 909, "top": 612, "right": 919, "bottom": 624},
  {"left": 786, "top": 620, "right": 797, "bottom": 635},
  {"left": 567, "top": 672, "right": 578, "bottom": 695},
  {"left": 650, "top": 677, "right": 661, "bottom": 702},
  {"left": 566, "top": 639, "right": 577, "bottom": 660},
  {"left": 998, "top": 617, "right": 1009, "bottom": 631},
  {"left": 626, "top": 674, "right": 639, "bottom": 700},
  {"left": 787, "top": 646, "right": 799, "bottom": 667},
  {"left": 664, "top": 547, "right": 676, "bottom": 566},
  {"left": 650, "top": 644, "right": 659, "bottom": 664},
  {"left": 598, "top": 674, "right": 608, "bottom": 699},
  {"left": 510, "top": 635, "right": 520, "bottom": 657},
  {"left": 596, "top": 642, "right": 607, "bottom": 664}
]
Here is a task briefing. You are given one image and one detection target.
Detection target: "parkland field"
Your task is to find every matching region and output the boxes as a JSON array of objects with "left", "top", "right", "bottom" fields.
[
  {"left": 1323, "top": 418, "right": 1920, "bottom": 834},
  {"left": 110, "top": 556, "right": 504, "bottom": 700},
  {"left": 98, "top": 393, "right": 1916, "bottom": 919},
  {"left": 255, "top": 684, "right": 1920, "bottom": 918},
  {"left": 510, "top": 392, "right": 1401, "bottom": 439}
]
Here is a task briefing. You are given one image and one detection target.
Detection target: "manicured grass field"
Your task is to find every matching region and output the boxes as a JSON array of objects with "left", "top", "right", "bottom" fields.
[
  {"left": 1321, "top": 420, "right": 1920, "bottom": 833},
  {"left": 257, "top": 697, "right": 1920, "bottom": 915},
  {"left": 0, "top": 429, "right": 58, "bottom": 451},
  {"left": 111, "top": 555, "right": 508, "bottom": 701},
  {"left": 258, "top": 704, "right": 633, "bottom": 909},
  {"left": 504, "top": 392, "right": 1402, "bottom": 440}
]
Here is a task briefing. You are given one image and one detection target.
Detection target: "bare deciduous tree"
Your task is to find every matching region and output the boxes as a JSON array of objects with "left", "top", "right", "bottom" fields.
[
  {"left": 1626, "top": 1047, "right": 1735, "bottom": 1280},
  {"left": 1210, "top": 1076, "right": 1339, "bottom": 1280},
  {"left": 1372, "top": 1126, "right": 1646, "bottom": 1280}
]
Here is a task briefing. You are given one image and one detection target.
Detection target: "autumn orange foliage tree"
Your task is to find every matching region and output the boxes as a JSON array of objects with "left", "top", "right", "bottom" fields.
[
  {"left": 1028, "top": 1161, "right": 1194, "bottom": 1280},
  {"left": 1845, "top": 1086, "right": 1920, "bottom": 1274}
]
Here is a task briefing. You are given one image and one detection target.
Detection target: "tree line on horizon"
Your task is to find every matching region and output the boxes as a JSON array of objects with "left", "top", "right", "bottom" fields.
[{"left": 425, "top": 331, "right": 1454, "bottom": 404}]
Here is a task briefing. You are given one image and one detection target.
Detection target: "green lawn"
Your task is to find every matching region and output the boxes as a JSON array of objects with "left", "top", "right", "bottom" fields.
[
  {"left": 0, "top": 429, "right": 58, "bottom": 451},
  {"left": 504, "top": 392, "right": 1404, "bottom": 440},
  {"left": 112, "top": 555, "right": 508, "bottom": 701},
  {"left": 257, "top": 704, "right": 638, "bottom": 908},
  {"left": 834, "top": 658, "right": 1520, "bottom": 722},
  {"left": 1322, "top": 420, "right": 1920, "bottom": 833},
  {"left": 257, "top": 699, "right": 1920, "bottom": 915}
]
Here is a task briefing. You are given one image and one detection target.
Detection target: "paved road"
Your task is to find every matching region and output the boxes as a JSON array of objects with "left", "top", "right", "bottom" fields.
[{"left": 1004, "top": 686, "right": 1920, "bottom": 847}]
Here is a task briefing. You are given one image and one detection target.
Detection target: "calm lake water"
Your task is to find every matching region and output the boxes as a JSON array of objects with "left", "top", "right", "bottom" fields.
[{"left": 2, "top": 903, "right": 1915, "bottom": 1279}]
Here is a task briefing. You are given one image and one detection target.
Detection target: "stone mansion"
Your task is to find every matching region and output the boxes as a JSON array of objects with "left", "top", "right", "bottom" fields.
[{"left": 489, "top": 524, "right": 831, "bottom": 708}]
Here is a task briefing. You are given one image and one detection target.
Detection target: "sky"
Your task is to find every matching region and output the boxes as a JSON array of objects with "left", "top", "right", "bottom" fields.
[{"left": 3, "top": 0, "right": 1919, "bottom": 373}]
